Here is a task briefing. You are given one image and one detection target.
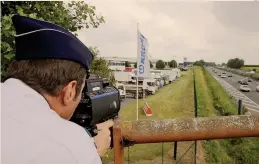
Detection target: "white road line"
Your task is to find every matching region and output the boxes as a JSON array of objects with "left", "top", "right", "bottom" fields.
[
  {"left": 225, "top": 85, "right": 237, "bottom": 89},
  {"left": 242, "top": 103, "right": 259, "bottom": 109},
  {"left": 240, "top": 99, "right": 257, "bottom": 104},
  {"left": 228, "top": 91, "right": 243, "bottom": 95},
  {"left": 220, "top": 80, "right": 259, "bottom": 105},
  {"left": 227, "top": 90, "right": 243, "bottom": 95},
  {"left": 231, "top": 95, "right": 249, "bottom": 100},
  {"left": 229, "top": 92, "right": 248, "bottom": 97},
  {"left": 245, "top": 107, "right": 259, "bottom": 113},
  {"left": 225, "top": 89, "right": 238, "bottom": 93}
]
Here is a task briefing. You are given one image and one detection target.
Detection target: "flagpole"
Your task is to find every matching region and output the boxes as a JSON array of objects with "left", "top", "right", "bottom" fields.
[{"left": 136, "top": 23, "right": 139, "bottom": 121}]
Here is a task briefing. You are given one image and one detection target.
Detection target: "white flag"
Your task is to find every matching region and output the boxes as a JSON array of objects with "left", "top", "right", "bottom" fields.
[{"left": 137, "top": 30, "right": 150, "bottom": 78}]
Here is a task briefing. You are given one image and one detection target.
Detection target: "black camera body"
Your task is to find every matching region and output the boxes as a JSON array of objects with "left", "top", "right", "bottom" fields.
[{"left": 70, "top": 75, "right": 121, "bottom": 137}]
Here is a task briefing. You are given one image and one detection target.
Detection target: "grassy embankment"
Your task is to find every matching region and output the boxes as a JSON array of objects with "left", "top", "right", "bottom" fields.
[
  {"left": 194, "top": 67, "right": 259, "bottom": 164},
  {"left": 242, "top": 66, "right": 259, "bottom": 73},
  {"left": 103, "top": 70, "right": 196, "bottom": 164}
]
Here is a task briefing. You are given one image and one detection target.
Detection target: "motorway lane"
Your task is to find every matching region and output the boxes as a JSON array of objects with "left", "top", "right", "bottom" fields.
[
  {"left": 212, "top": 68, "right": 259, "bottom": 104},
  {"left": 207, "top": 67, "right": 259, "bottom": 114}
]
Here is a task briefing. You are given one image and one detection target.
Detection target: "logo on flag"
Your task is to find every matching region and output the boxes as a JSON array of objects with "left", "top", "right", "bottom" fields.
[{"left": 137, "top": 30, "right": 150, "bottom": 78}]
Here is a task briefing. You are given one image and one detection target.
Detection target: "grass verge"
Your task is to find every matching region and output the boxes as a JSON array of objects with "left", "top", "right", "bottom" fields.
[
  {"left": 102, "top": 70, "right": 195, "bottom": 164},
  {"left": 242, "top": 66, "right": 259, "bottom": 73},
  {"left": 195, "top": 67, "right": 259, "bottom": 164}
]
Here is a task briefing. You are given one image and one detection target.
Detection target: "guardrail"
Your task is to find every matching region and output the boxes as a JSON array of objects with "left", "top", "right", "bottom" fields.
[{"left": 112, "top": 115, "right": 259, "bottom": 164}]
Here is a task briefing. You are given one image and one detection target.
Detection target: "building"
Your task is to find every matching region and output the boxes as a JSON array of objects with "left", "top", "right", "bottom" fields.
[
  {"left": 205, "top": 62, "right": 216, "bottom": 66},
  {"left": 102, "top": 56, "right": 159, "bottom": 71}
]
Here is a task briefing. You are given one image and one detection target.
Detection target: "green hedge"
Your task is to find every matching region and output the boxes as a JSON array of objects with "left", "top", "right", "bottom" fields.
[
  {"left": 243, "top": 65, "right": 259, "bottom": 67},
  {"left": 203, "top": 68, "right": 238, "bottom": 115}
]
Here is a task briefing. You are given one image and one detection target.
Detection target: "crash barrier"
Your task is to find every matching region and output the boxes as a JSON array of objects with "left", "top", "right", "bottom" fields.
[{"left": 112, "top": 115, "right": 259, "bottom": 164}]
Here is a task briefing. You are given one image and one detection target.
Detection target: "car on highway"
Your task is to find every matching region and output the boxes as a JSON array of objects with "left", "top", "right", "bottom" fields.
[
  {"left": 218, "top": 73, "right": 221, "bottom": 76},
  {"left": 240, "top": 85, "right": 251, "bottom": 92},
  {"left": 245, "top": 77, "right": 252, "bottom": 82},
  {"left": 257, "top": 85, "right": 259, "bottom": 92},
  {"left": 221, "top": 74, "right": 227, "bottom": 78},
  {"left": 238, "top": 79, "right": 248, "bottom": 85},
  {"left": 228, "top": 74, "right": 232, "bottom": 77}
]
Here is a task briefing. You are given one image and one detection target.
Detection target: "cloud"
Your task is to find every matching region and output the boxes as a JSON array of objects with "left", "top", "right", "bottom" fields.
[{"left": 78, "top": 0, "right": 259, "bottom": 64}]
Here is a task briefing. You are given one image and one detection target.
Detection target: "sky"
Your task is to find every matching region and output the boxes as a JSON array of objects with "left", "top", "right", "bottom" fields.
[{"left": 78, "top": 0, "right": 259, "bottom": 64}]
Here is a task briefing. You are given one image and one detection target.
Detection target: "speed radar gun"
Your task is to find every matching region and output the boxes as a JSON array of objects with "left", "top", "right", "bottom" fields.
[{"left": 70, "top": 75, "right": 121, "bottom": 147}]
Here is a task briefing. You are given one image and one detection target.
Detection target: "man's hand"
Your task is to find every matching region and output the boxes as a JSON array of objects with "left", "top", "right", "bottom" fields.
[{"left": 93, "top": 120, "right": 114, "bottom": 157}]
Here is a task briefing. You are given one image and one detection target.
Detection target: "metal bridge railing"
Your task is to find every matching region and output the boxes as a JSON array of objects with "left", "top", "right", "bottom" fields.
[{"left": 112, "top": 115, "right": 259, "bottom": 164}]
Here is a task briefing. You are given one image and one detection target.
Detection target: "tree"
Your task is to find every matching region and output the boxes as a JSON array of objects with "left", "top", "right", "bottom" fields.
[
  {"left": 1, "top": 1, "right": 105, "bottom": 80},
  {"left": 150, "top": 61, "right": 153, "bottom": 68},
  {"left": 89, "top": 46, "right": 113, "bottom": 83},
  {"left": 125, "top": 61, "right": 131, "bottom": 67},
  {"left": 227, "top": 58, "right": 244, "bottom": 69},
  {"left": 193, "top": 59, "right": 205, "bottom": 67},
  {"left": 156, "top": 60, "right": 165, "bottom": 69},
  {"left": 169, "top": 60, "right": 177, "bottom": 68}
]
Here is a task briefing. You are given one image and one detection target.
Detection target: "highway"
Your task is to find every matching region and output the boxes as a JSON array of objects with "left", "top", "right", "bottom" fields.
[{"left": 207, "top": 67, "right": 259, "bottom": 114}]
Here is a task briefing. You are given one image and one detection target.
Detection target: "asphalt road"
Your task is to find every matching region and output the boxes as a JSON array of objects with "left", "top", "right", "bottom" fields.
[
  {"left": 207, "top": 67, "right": 259, "bottom": 114},
  {"left": 120, "top": 98, "right": 135, "bottom": 109}
]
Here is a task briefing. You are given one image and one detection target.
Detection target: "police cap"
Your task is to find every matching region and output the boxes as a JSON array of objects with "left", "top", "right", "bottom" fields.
[{"left": 12, "top": 14, "right": 93, "bottom": 71}]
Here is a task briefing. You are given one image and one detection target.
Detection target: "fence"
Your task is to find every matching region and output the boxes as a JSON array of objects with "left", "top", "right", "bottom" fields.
[{"left": 112, "top": 115, "right": 259, "bottom": 164}]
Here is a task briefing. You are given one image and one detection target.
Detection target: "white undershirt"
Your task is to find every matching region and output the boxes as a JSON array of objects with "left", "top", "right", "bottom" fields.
[{"left": 1, "top": 78, "right": 102, "bottom": 164}]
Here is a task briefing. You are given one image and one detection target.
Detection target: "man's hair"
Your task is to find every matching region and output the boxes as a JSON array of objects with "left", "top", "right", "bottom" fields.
[{"left": 7, "top": 59, "right": 86, "bottom": 98}]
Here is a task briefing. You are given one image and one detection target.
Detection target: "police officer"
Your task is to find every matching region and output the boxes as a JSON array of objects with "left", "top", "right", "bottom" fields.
[{"left": 2, "top": 15, "right": 113, "bottom": 164}]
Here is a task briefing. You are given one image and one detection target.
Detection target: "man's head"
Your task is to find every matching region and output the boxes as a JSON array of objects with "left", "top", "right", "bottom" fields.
[
  {"left": 10, "top": 15, "right": 94, "bottom": 120},
  {"left": 7, "top": 59, "right": 87, "bottom": 120}
]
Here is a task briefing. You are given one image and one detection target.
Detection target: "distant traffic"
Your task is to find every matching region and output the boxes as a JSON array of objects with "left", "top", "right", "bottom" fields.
[{"left": 212, "top": 69, "right": 259, "bottom": 92}]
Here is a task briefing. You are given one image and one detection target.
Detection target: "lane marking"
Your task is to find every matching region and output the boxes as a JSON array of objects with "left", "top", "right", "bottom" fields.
[
  {"left": 240, "top": 99, "right": 257, "bottom": 104},
  {"left": 242, "top": 103, "right": 259, "bottom": 109},
  {"left": 245, "top": 107, "right": 259, "bottom": 113},
  {"left": 226, "top": 90, "right": 244, "bottom": 95},
  {"left": 231, "top": 95, "right": 249, "bottom": 100},
  {"left": 220, "top": 80, "right": 259, "bottom": 106}
]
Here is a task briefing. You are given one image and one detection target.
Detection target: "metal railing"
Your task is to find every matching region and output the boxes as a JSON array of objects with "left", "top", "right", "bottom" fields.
[{"left": 112, "top": 115, "right": 259, "bottom": 164}]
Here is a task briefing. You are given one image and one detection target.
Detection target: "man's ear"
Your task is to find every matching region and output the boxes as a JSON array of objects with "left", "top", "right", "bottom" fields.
[{"left": 62, "top": 80, "right": 78, "bottom": 106}]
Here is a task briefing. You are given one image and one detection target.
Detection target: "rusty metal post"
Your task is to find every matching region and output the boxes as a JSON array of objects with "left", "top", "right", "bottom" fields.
[
  {"left": 113, "top": 119, "right": 124, "bottom": 164},
  {"left": 120, "top": 115, "right": 259, "bottom": 143}
]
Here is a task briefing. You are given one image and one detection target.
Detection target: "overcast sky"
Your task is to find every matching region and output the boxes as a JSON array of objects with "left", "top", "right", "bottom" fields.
[{"left": 78, "top": 0, "right": 259, "bottom": 64}]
